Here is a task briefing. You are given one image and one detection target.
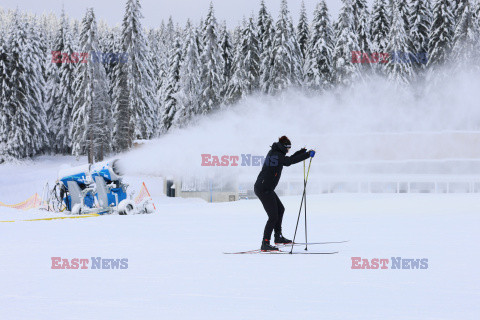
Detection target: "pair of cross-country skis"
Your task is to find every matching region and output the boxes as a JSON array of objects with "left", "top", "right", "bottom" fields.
[{"left": 224, "top": 240, "right": 349, "bottom": 255}]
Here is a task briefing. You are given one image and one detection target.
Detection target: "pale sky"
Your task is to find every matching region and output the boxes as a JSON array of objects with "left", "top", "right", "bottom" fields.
[{"left": 1, "top": 0, "right": 354, "bottom": 29}]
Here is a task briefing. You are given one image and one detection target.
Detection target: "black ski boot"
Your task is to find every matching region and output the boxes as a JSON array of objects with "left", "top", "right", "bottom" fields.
[
  {"left": 261, "top": 239, "right": 279, "bottom": 252},
  {"left": 274, "top": 234, "right": 293, "bottom": 245}
]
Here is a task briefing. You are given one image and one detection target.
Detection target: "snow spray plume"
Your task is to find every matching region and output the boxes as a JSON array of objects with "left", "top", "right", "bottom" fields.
[{"left": 119, "top": 64, "right": 480, "bottom": 180}]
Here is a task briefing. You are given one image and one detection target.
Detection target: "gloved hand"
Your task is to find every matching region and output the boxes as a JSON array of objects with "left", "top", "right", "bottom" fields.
[
  {"left": 292, "top": 148, "right": 307, "bottom": 156},
  {"left": 309, "top": 150, "right": 315, "bottom": 158}
]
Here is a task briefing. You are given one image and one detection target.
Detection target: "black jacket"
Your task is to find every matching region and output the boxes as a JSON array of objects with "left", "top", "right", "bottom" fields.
[{"left": 254, "top": 142, "right": 310, "bottom": 192}]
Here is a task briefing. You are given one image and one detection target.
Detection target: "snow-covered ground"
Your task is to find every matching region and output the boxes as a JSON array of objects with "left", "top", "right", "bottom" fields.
[{"left": 1, "top": 158, "right": 479, "bottom": 319}]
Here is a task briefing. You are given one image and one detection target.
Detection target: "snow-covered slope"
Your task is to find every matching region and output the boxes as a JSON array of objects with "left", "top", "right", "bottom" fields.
[{"left": 1, "top": 157, "right": 479, "bottom": 319}]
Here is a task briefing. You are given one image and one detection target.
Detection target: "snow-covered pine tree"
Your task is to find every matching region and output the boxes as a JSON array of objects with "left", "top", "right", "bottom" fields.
[
  {"left": 101, "top": 26, "right": 121, "bottom": 96},
  {"left": 142, "top": 29, "right": 162, "bottom": 137},
  {"left": 111, "top": 54, "right": 131, "bottom": 151},
  {"left": 409, "top": 0, "right": 431, "bottom": 69},
  {"left": 474, "top": 0, "right": 480, "bottom": 50},
  {"left": 97, "top": 22, "right": 115, "bottom": 79},
  {"left": 157, "top": 21, "right": 167, "bottom": 51},
  {"left": 38, "top": 12, "right": 59, "bottom": 52},
  {"left": 386, "top": 0, "right": 413, "bottom": 84},
  {"left": 161, "top": 20, "right": 172, "bottom": 74},
  {"left": 197, "top": 18, "right": 205, "bottom": 58},
  {"left": 112, "top": 27, "right": 125, "bottom": 93},
  {"left": 304, "top": 0, "right": 334, "bottom": 91},
  {"left": 71, "top": 8, "right": 111, "bottom": 163},
  {"left": 450, "top": 0, "right": 465, "bottom": 27},
  {"left": 474, "top": 0, "right": 480, "bottom": 23},
  {"left": 0, "top": 29, "right": 9, "bottom": 161},
  {"left": 0, "top": 8, "right": 10, "bottom": 160},
  {"left": 395, "top": 0, "right": 410, "bottom": 32},
  {"left": 219, "top": 21, "right": 233, "bottom": 85},
  {"left": 451, "top": 1, "right": 479, "bottom": 69},
  {"left": 232, "top": 24, "right": 242, "bottom": 52},
  {"left": 428, "top": 0, "right": 455, "bottom": 67},
  {"left": 165, "top": 17, "right": 176, "bottom": 46},
  {"left": 219, "top": 21, "right": 233, "bottom": 103},
  {"left": 3, "top": 11, "right": 48, "bottom": 159},
  {"left": 160, "top": 32, "right": 182, "bottom": 132},
  {"left": 99, "top": 28, "right": 118, "bottom": 142},
  {"left": 387, "top": 0, "right": 395, "bottom": 21},
  {"left": 258, "top": 1, "right": 276, "bottom": 93},
  {"left": 70, "top": 18, "right": 81, "bottom": 51},
  {"left": 144, "top": 33, "right": 160, "bottom": 135},
  {"left": 199, "top": 3, "right": 224, "bottom": 114},
  {"left": 371, "top": 0, "right": 391, "bottom": 54},
  {"left": 266, "top": 0, "right": 302, "bottom": 94},
  {"left": 332, "top": 0, "right": 360, "bottom": 86},
  {"left": 37, "top": 13, "right": 59, "bottom": 112},
  {"left": 30, "top": 15, "right": 50, "bottom": 125},
  {"left": 151, "top": 18, "right": 173, "bottom": 125},
  {"left": 0, "top": 9, "right": 12, "bottom": 160},
  {"left": 97, "top": 23, "right": 119, "bottom": 141},
  {"left": 112, "top": 0, "right": 156, "bottom": 151},
  {"left": 352, "top": 0, "right": 371, "bottom": 54},
  {"left": 226, "top": 16, "right": 260, "bottom": 104},
  {"left": 174, "top": 20, "right": 202, "bottom": 128},
  {"left": 257, "top": 0, "right": 273, "bottom": 55},
  {"left": 0, "top": 9, "right": 5, "bottom": 31},
  {"left": 297, "top": 1, "right": 309, "bottom": 60},
  {"left": 47, "top": 9, "right": 77, "bottom": 154}
]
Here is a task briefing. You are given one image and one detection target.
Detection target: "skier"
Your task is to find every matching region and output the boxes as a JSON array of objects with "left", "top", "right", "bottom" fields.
[{"left": 254, "top": 136, "right": 315, "bottom": 251}]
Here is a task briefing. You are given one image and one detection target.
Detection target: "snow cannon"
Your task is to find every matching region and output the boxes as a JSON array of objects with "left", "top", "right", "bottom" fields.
[
  {"left": 57, "top": 164, "right": 95, "bottom": 211},
  {"left": 90, "top": 159, "right": 123, "bottom": 184},
  {"left": 90, "top": 159, "right": 128, "bottom": 210},
  {"left": 58, "top": 164, "right": 92, "bottom": 188},
  {"left": 54, "top": 159, "right": 153, "bottom": 215}
]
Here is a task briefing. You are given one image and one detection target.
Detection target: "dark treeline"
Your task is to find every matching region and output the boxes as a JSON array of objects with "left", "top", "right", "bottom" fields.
[{"left": 0, "top": 0, "right": 479, "bottom": 162}]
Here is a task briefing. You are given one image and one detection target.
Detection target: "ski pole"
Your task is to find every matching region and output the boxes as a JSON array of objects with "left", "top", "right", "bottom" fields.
[
  {"left": 304, "top": 160, "right": 308, "bottom": 251},
  {"left": 290, "top": 157, "right": 313, "bottom": 254}
]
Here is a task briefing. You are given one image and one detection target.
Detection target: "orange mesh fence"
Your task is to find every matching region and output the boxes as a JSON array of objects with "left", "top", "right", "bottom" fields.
[
  {"left": 0, "top": 193, "right": 43, "bottom": 211},
  {"left": 134, "top": 182, "right": 156, "bottom": 210}
]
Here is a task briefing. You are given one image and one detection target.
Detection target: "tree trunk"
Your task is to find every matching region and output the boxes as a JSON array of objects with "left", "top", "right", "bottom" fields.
[{"left": 88, "top": 140, "right": 94, "bottom": 164}]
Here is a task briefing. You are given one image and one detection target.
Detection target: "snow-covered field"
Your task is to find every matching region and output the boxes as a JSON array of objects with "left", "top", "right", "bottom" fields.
[{"left": 1, "top": 157, "right": 479, "bottom": 319}]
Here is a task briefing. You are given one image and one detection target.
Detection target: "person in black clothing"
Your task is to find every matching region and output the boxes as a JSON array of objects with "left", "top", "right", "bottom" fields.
[{"left": 254, "top": 136, "right": 315, "bottom": 251}]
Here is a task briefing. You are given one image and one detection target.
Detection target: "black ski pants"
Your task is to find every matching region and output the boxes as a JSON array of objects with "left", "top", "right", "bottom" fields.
[{"left": 254, "top": 187, "right": 285, "bottom": 241}]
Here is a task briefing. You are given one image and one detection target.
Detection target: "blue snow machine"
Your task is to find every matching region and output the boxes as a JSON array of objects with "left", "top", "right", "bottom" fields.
[{"left": 56, "top": 159, "right": 153, "bottom": 215}]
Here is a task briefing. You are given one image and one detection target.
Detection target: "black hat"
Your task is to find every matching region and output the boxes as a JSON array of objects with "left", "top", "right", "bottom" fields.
[{"left": 279, "top": 136, "right": 291, "bottom": 148}]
